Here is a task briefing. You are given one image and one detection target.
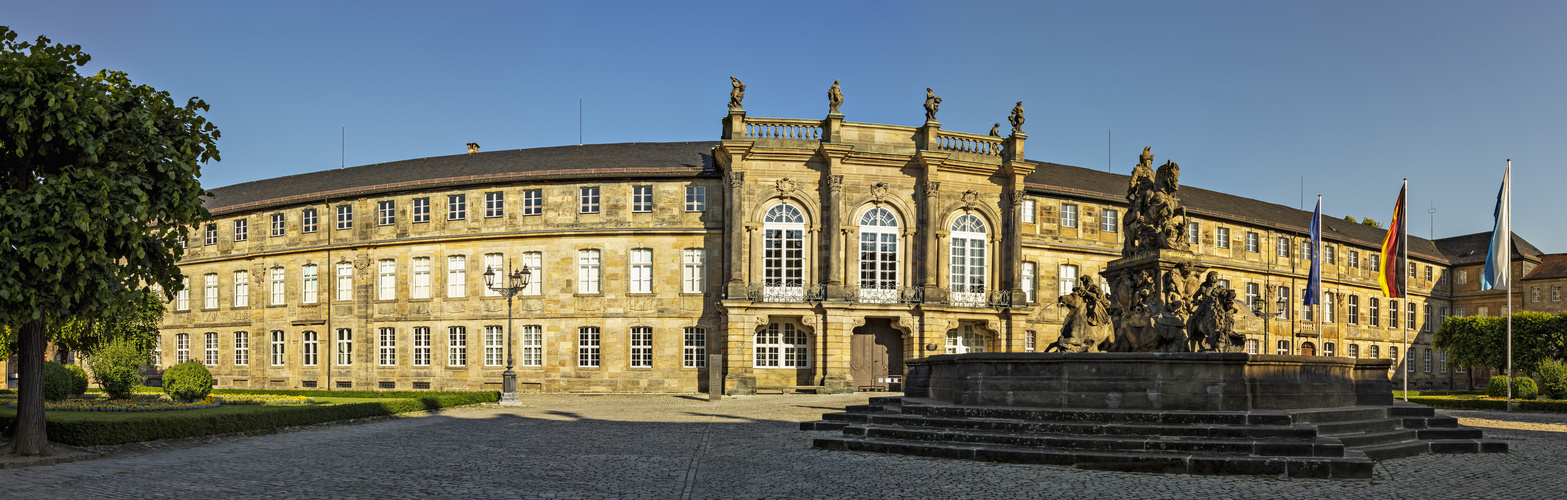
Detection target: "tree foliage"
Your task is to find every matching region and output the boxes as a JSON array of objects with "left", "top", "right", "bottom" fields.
[
  {"left": 90, "top": 336, "right": 151, "bottom": 399},
  {"left": 1434, "top": 312, "right": 1567, "bottom": 373},
  {"left": 1360, "top": 218, "right": 1381, "bottom": 228},
  {"left": 1343, "top": 215, "right": 1357, "bottom": 223}
]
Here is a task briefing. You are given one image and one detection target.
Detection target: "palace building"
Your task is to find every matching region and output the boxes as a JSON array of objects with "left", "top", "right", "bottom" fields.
[{"left": 147, "top": 90, "right": 1554, "bottom": 394}]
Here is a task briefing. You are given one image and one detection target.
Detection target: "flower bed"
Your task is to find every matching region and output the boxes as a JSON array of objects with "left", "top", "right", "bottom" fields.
[
  {"left": 8, "top": 396, "right": 220, "bottom": 412},
  {"left": 1409, "top": 394, "right": 1567, "bottom": 412},
  {"left": 213, "top": 394, "right": 315, "bottom": 405}
]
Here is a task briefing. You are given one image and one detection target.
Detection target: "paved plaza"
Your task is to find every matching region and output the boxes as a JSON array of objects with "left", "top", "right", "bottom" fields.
[{"left": 1, "top": 394, "right": 1565, "bottom": 499}]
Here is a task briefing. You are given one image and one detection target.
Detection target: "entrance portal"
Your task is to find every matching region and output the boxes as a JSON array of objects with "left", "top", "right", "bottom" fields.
[{"left": 850, "top": 318, "right": 905, "bottom": 391}]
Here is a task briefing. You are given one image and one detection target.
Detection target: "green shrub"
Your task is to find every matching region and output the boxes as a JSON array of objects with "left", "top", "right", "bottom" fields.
[
  {"left": 1516, "top": 377, "right": 1539, "bottom": 400},
  {"left": 42, "top": 362, "right": 75, "bottom": 401},
  {"left": 90, "top": 339, "right": 150, "bottom": 399},
  {"left": 1539, "top": 360, "right": 1567, "bottom": 400},
  {"left": 65, "top": 364, "right": 89, "bottom": 396},
  {"left": 162, "top": 361, "right": 213, "bottom": 402},
  {"left": 1487, "top": 376, "right": 1510, "bottom": 397}
]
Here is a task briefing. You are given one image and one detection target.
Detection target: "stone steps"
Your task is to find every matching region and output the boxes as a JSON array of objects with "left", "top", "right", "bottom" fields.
[{"left": 844, "top": 423, "right": 1345, "bottom": 457}]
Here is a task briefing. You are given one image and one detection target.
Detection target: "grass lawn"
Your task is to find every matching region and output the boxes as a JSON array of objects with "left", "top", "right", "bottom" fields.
[{"left": 0, "top": 397, "right": 405, "bottom": 423}]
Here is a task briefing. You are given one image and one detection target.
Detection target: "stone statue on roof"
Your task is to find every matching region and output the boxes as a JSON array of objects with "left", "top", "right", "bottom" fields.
[
  {"left": 924, "top": 88, "right": 942, "bottom": 122},
  {"left": 828, "top": 80, "right": 843, "bottom": 114},
  {"left": 729, "top": 77, "right": 746, "bottom": 110},
  {"left": 1008, "top": 101, "right": 1025, "bottom": 134},
  {"left": 989, "top": 123, "right": 1001, "bottom": 137}
]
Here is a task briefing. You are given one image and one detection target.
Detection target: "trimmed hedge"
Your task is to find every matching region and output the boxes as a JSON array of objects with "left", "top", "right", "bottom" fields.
[
  {"left": 208, "top": 389, "right": 494, "bottom": 399},
  {"left": 1410, "top": 396, "right": 1567, "bottom": 412},
  {"left": 43, "top": 362, "right": 75, "bottom": 401},
  {"left": 163, "top": 361, "right": 214, "bottom": 401},
  {"left": 65, "top": 365, "right": 90, "bottom": 396},
  {"left": 0, "top": 392, "right": 498, "bottom": 446}
]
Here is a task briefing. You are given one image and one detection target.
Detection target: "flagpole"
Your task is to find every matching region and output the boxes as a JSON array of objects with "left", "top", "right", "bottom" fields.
[
  {"left": 1316, "top": 195, "right": 1323, "bottom": 355},
  {"left": 1402, "top": 179, "right": 1409, "bottom": 402},
  {"left": 1506, "top": 160, "right": 1513, "bottom": 412}
]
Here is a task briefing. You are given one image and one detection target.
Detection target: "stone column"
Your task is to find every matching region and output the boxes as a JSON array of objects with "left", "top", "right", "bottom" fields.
[
  {"left": 824, "top": 174, "right": 844, "bottom": 296},
  {"left": 724, "top": 313, "right": 757, "bottom": 394},
  {"left": 724, "top": 170, "right": 748, "bottom": 299}
]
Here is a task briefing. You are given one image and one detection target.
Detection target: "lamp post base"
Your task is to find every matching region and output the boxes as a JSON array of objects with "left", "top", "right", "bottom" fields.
[{"left": 500, "top": 369, "right": 522, "bottom": 406}]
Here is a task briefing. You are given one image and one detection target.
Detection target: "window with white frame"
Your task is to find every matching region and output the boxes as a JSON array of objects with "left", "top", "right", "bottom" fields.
[
  {"left": 271, "top": 213, "right": 286, "bottom": 237},
  {"left": 448, "top": 194, "right": 467, "bottom": 220},
  {"left": 447, "top": 255, "right": 466, "bottom": 298},
  {"left": 336, "top": 205, "right": 352, "bottom": 230},
  {"left": 1555, "top": 285, "right": 1563, "bottom": 302},
  {"left": 413, "top": 327, "right": 431, "bottom": 366},
  {"left": 1324, "top": 342, "right": 1336, "bottom": 357},
  {"left": 176, "top": 333, "right": 190, "bottom": 363},
  {"left": 1408, "top": 262, "right": 1416, "bottom": 279},
  {"left": 683, "top": 249, "right": 705, "bottom": 294},
  {"left": 755, "top": 321, "right": 810, "bottom": 367},
  {"left": 302, "top": 330, "right": 319, "bottom": 366},
  {"left": 448, "top": 326, "right": 467, "bottom": 366},
  {"left": 1348, "top": 295, "right": 1360, "bottom": 325},
  {"left": 949, "top": 214, "right": 988, "bottom": 305},
  {"left": 579, "top": 187, "right": 600, "bottom": 213},
  {"left": 1370, "top": 254, "right": 1380, "bottom": 272},
  {"left": 1369, "top": 345, "right": 1379, "bottom": 358},
  {"left": 1058, "top": 264, "right": 1078, "bottom": 298},
  {"left": 270, "top": 330, "right": 285, "bottom": 366},
  {"left": 858, "top": 208, "right": 899, "bottom": 303},
  {"left": 485, "top": 192, "right": 504, "bottom": 218},
  {"left": 1276, "top": 286, "right": 1290, "bottom": 319},
  {"left": 521, "top": 325, "right": 542, "bottom": 367},
  {"left": 1324, "top": 292, "right": 1336, "bottom": 323},
  {"left": 686, "top": 186, "right": 706, "bottom": 212},
  {"left": 1277, "top": 237, "right": 1290, "bottom": 257},
  {"left": 578, "top": 326, "right": 600, "bottom": 367},
  {"left": 522, "top": 252, "right": 542, "bottom": 296},
  {"left": 379, "top": 327, "right": 396, "bottom": 366},
  {"left": 763, "top": 204, "right": 806, "bottom": 300},
  {"left": 1456, "top": 307, "right": 1467, "bottom": 317},
  {"left": 1246, "top": 339, "right": 1258, "bottom": 354},
  {"left": 1409, "top": 301, "right": 1417, "bottom": 329},
  {"left": 1369, "top": 298, "right": 1380, "bottom": 327},
  {"left": 1301, "top": 288, "right": 1313, "bottom": 321},
  {"left": 578, "top": 249, "right": 602, "bottom": 294},
  {"left": 1187, "top": 222, "right": 1199, "bottom": 245},
  {"left": 1021, "top": 199, "right": 1035, "bottom": 223},
  {"left": 234, "top": 332, "right": 248, "bottom": 366},
  {"left": 270, "top": 267, "right": 285, "bottom": 305},
  {"left": 233, "top": 270, "right": 249, "bottom": 307},
  {"left": 205, "top": 224, "right": 217, "bottom": 245},
  {"left": 1301, "top": 241, "right": 1311, "bottom": 260},
  {"left": 336, "top": 262, "right": 353, "bottom": 301},
  {"left": 412, "top": 197, "right": 430, "bottom": 223},
  {"left": 378, "top": 200, "right": 395, "bottom": 226},
  {"left": 1424, "top": 304, "right": 1433, "bottom": 331},
  {"left": 1021, "top": 262, "right": 1037, "bottom": 303},
  {"left": 1440, "top": 351, "right": 1448, "bottom": 374},
  {"left": 302, "top": 209, "right": 318, "bottom": 233},
  {"left": 1101, "top": 209, "right": 1118, "bottom": 233},
  {"left": 630, "top": 327, "right": 652, "bottom": 367},
  {"left": 177, "top": 277, "right": 190, "bottom": 311},
  {"left": 1424, "top": 349, "right": 1432, "bottom": 373},
  {"left": 1532, "top": 286, "right": 1541, "bottom": 303},
  {"left": 1217, "top": 279, "right": 1230, "bottom": 289},
  {"left": 1276, "top": 339, "right": 1289, "bottom": 355},
  {"left": 302, "top": 264, "right": 318, "bottom": 304},
  {"left": 1246, "top": 283, "right": 1260, "bottom": 312},
  {"left": 1245, "top": 232, "right": 1258, "bottom": 252},
  {"left": 1325, "top": 246, "right": 1335, "bottom": 265},
  {"left": 629, "top": 248, "right": 653, "bottom": 293},
  {"left": 203, "top": 273, "right": 218, "bottom": 309},
  {"left": 336, "top": 329, "right": 352, "bottom": 366},
  {"left": 1216, "top": 227, "right": 1230, "bottom": 249},
  {"left": 204, "top": 332, "right": 219, "bottom": 366},
  {"left": 632, "top": 186, "right": 652, "bottom": 212},
  {"left": 945, "top": 324, "right": 986, "bottom": 354},
  {"left": 683, "top": 327, "right": 706, "bottom": 368},
  {"left": 1389, "top": 300, "right": 1399, "bottom": 328},
  {"left": 411, "top": 257, "right": 431, "bottom": 299},
  {"left": 234, "top": 219, "right": 248, "bottom": 241},
  {"left": 1025, "top": 330, "right": 1037, "bottom": 352},
  {"left": 1458, "top": 269, "right": 1469, "bottom": 285},
  {"left": 523, "top": 189, "right": 542, "bottom": 216},
  {"left": 378, "top": 260, "right": 395, "bottom": 300},
  {"left": 1349, "top": 250, "right": 1360, "bottom": 269},
  {"left": 1348, "top": 344, "right": 1360, "bottom": 358},
  {"left": 484, "top": 326, "right": 503, "bottom": 366},
  {"left": 1061, "top": 204, "right": 1078, "bottom": 228},
  {"left": 484, "top": 253, "right": 503, "bottom": 297},
  {"left": 1425, "top": 265, "right": 1433, "bottom": 282}
]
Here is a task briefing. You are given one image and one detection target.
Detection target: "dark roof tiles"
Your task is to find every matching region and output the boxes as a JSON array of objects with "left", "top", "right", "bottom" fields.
[
  {"left": 1431, "top": 232, "right": 1543, "bottom": 265},
  {"left": 1523, "top": 254, "right": 1567, "bottom": 280}
]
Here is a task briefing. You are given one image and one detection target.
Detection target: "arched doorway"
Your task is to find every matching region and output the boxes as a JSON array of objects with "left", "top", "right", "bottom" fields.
[
  {"left": 851, "top": 318, "right": 904, "bottom": 392},
  {"left": 1300, "top": 341, "right": 1316, "bottom": 356}
]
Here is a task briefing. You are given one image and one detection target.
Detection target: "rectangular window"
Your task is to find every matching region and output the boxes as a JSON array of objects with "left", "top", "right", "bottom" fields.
[
  {"left": 1302, "top": 241, "right": 1311, "bottom": 260},
  {"left": 336, "top": 329, "right": 352, "bottom": 366},
  {"left": 447, "top": 255, "right": 466, "bottom": 298},
  {"left": 1440, "top": 351, "right": 1448, "bottom": 374},
  {"left": 448, "top": 194, "right": 467, "bottom": 220},
  {"left": 1245, "top": 283, "right": 1260, "bottom": 312},
  {"left": 1277, "top": 237, "right": 1290, "bottom": 257},
  {"left": 1458, "top": 270, "right": 1468, "bottom": 284},
  {"left": 578, "top": 327, "right": 601, "bottom": 367},
  {"left": 1276, "top": 340, "right": 1289, "bottom": 355},
  {"left": 1348, "top": 295, "right": 1360, "bottom": 325},
  {"left": 205, "top": 332, "right": 219, "bottom": 366},
  {"left": 1408, "top": 262, "right": 1416, "bottom": 279},
  {"left": 1325, "top": 246, "right": 1336, "bottom": 265},
  {"left": 378, "top": 201, "right": 395, "bottom": 226},
  {"left": 271, "top": 214, "right": 286, "bottom": 237},
  {"left": 448, "top": 326, "right": 467, "bottom": 366},
  {"left": 1060, "top": 204, "right": 1077, "bottom": 228},
  {"left": 233, "top": 219, "right": 248, "bottom": 242},
  {"left": 336, "top": 262, "right": 353, "bottom": 301},
  {"left": 1370, "top": 298, "right": 1381, "bottom": 327},
  {"left": 270, "top": 331, "right": 285, "bottom": 366},
  {"left": 682, "top": 249, "right": 705, "bottom": 294},
  {"left": 1026, "top": 330, "right": 1037, "bottom": 352},
  {"left": 1301, "top": 288, "right": 1313, "bottom": 321},
  {"left": 378, "top": 260, "right": 396, "bottom": 300},
  {"left": 1101, "top": 209, "right": 1118, "bottom": 233},
  {"left": 379, "top": 328, "right": 396, "bottom": 366},
  {"left": 204, "top": 273, "right": 219, "bottom": 309},
  {"left": 1389, "top": 300, "right": 1399, "bottom": 329},
  {"left": 1245, "top": 232, "right": 1258, "bottom": 252},
  {"left": 685, "top": 186, "right": 706, "bottom": 212},
  {"left": 485, "top": 192, "right": 504, "bottom": 218},
  {"left": 413, "top": 198, "right": 430, "bottom": 223},
  {"left": 177, "top": 277, "right": 190, "bottom": 311},
  {"left": 521, "top": 325, "right": 542, "bottom": 367},
  {"left": 632, "top": 186, "right": 653, "bottom": 213},
  {"left": 1324, "top": 342, "right": 1335, "bottom": 357},
  {"left": 1323, "top": 292, "right": 1335, "bottom": 323},
  {"left": 1370, "top": 254, "right": 1380, "bottom": 272},
  {"left": 1424, "top": 304, "right": 1432, "bottom": 331},
  {"left": 412, "top": 257, "right": 431, "bottom": 299},
  {"left": 234, "top": 332, "right": 248, "bottom": 366},
  {"left": 629, "top": 248, "right": 653, "bottom": 293},
  {"left": 413, "top": 327, "right": 431, "bottom": 366},
  {"left": 523, "top": 189, "right": 542, "bottom": 216},
  {"left": 683, "top": 327, "right": 706, "bottom": 368},
  {"left": 1058, "top": 264, "right": 1078, "bottom": 298},
  {"left": 1276, "top": 286, "right": 1290, "bottom": 319},
  {"left": 1022, "top": 262, "right": 1037, "bottom": 303},
  {"left": 176, "top": 333, "right": 190, "bottom": 363},
  {"left": 1554, "top": 286, "right": 1562, "bottom": 302},
  {"left": 1456, "top": 307, "right": 1467, "bottom": 317},
  {"left": 630, "top": 327, "right": 652, "bottom": 368},
  {"left": 1532, "top": 286, "right": 1541, "bottom": 303},
  {"left": 1409, "top": 301, "right": 1417, "bottom": 329},
  {"left": 1187, "top": 222, "right": 1199, "bottom": 245},
  {"left": 1216, "top": 227, "right": 1230, "bottom": 249},
  {"left": 233, "top": 271, "right": 249, "bottom": 307},
  {"left": 484, "top": 326, "right": 504, "bottom": 367},
  {"left": 302, "top": 264, "right": 318, "bottom": 304},
  {"left": 270, "top": 267, "right": 285, "bottom": 305},
  {"left": 1349, "top": 250, "right": 1360, "bottom": 269},
  {"left": 302, "top": 209, "right": 318, "bottom": 233},
  {"left": 302, "top": 331, "right": 319, "bottom": 366},
  {"left": 1246, "top": 339, "right": 1258, "bottom": 355},
  {"left": 580, "top": 187, "right": 600, "bottom": 213},
  {"left": 336, "top": 205, "right": 352, "bottom": 230},
  {"left": 205, "top": 224, "right": 217, "bottom": 245},
  {"left": 484, "top": 253, "right": 504, "bottom": 297},
  {"left": 522, "top": 252, "right": 542, "bottom": 296},
  {"left": 1021, "top": 199, "right": 1035, "bottom": 223},
  {"left": 1349, "top": 344, "right": 1360, "bottom": 358},
  {"left": 578, "top": 249, "right": 601, "bottom": 294}
]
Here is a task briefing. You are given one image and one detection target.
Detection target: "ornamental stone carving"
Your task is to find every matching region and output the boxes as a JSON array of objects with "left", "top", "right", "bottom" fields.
[
  {"left": 828, "top": 80, "right": 843, "bottom": 114},
  {"left": 870, "top": 182, "right": 890, "bottom": 202},
  {"left": 1122, "top": 147, "right": 1190, "bottom": 257},
  {"left": 728, "top": 77, "right": 746, "bottom": 110},
  {"left": 961, "top": 190, "right": 980, "bottom": 208},
  {"left": 923, "top": 88, "right": 942, "bottom": 121},
  {"left": 922, "top": 181, "right": 941, "bottom": 198},
  {"left": 727, "top": 171, "right": 746, "bottom": 189},
  {"left": 776, "top": 178, "right": 796, "bottom": 196},
  {"left": 828, "top": 175, "right": 843, "bottom": 193},
  {"left": 1008, "top": 101, "right": 1025, "bottom": 134},
  {"left": 1049, "top": 275, "right": 1114, "bottom": 352}
]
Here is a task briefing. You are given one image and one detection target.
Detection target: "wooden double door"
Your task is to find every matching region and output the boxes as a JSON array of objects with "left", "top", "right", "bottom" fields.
[{"left": 850, "top": 318, "right": 905, "bottom": 392}]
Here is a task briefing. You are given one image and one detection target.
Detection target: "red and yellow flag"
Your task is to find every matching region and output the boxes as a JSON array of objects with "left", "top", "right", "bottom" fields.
[{"left": 1378, "top": 182, "right": 1407, "bottom": 298}]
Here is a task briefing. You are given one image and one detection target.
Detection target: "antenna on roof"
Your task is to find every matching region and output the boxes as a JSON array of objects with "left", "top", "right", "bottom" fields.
[{"left": 1428, "top": 200, "right": 1436, "bottom": 240}]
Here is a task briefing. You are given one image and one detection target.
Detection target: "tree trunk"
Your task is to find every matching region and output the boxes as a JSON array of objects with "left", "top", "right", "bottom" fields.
[{"left": 12, "top": 316, "right": 48, "bottom": 456}]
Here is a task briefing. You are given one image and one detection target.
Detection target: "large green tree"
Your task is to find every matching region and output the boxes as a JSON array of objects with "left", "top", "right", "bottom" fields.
[
  {"left": 0, "top": 27, "right": 216, "bottom": 455},
  {"left": 1434, "top": 312, "right": 1567, "bottom": 374}
]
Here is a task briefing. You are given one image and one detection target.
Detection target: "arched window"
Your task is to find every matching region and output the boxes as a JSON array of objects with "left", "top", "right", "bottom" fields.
[
  {"left": 949, "top": 214, "right": 987, "bottom": 307},
  {"left": 945, "top": 324, "right": 987, "bottom": 354},
  {"left": 763, "top": 203, "right": 806, "bottom": 301},
  {"left": 858, "top": 207, "right": 899, "bottom": 303},
  {"left": 754, "top": 321, "right": 810, "bottom": 368}
]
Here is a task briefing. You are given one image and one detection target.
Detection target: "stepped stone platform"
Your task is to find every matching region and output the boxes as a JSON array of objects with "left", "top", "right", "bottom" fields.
[{"left": 804, "top": 353, "right": 1506, "bottom": 478}]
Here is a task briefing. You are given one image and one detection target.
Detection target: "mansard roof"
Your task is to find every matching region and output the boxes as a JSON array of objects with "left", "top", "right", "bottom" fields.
[
  {"left": 1432, "top": 231, "right": 1544, "bottom": 265},
  {"left": 203, "top": 142, "right": 719, "bottom": 216}
]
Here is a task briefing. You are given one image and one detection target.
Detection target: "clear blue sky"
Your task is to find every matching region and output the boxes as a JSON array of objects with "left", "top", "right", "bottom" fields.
[{"left": 7, "top": 0, "right": 1562, "bottom": 250}]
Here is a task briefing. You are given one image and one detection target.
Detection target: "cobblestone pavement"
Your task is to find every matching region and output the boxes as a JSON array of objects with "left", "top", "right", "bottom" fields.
[{"left": 2, "top": 394, "right": 1565, "bottom": 499}]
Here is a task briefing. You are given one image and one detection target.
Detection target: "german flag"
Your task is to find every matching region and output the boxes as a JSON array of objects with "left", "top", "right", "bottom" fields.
[{"left": 1379, "top": 181, "right": 1407, "bottom": 298}]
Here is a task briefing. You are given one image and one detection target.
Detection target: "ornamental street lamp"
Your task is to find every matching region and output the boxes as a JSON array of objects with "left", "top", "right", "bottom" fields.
[{"left": 484, "top": 260, "right": 532, "bottom": 406}]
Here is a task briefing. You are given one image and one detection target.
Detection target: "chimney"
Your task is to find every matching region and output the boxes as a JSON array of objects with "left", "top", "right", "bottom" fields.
[{"left": 467, "top": 143, "right": 480, "bottom": 154}]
